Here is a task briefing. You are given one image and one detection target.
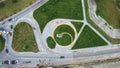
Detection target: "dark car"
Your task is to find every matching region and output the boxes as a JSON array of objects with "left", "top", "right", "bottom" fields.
[
  {"left": 8, "top": 19, "right": 12, "bottom": 21},
  {"left": 60, "top": 56, "right": 65, "bottom": 59},
  {"left": 10, "top": 25, "right": 13, "bottom": 29},
  {"left": 5, "top": 49, "right": 9, "bottom": 53},
  {"left": 9, "top": 32, "right": 12, "bottom": 36},
  {"left": 10, "top": 60, "right": 18, "bottom": 64},
  {"left": 4, "top": 60, "right": 10, "bottom": 65}
]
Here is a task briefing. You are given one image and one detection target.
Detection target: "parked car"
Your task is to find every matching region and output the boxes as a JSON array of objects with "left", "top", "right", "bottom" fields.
[
  {"left": 60, "top": 56, "right": 65, "bottom": 59},
  {"left": 5, "top": 49, "right": 9, "bottom": 53},
  {"left": 10, "top": 60, "right": 18, "bottom": 64},
  {"left": 8, "top": 18, "right": 12, "bottom": 21},
  {"left": 24, "top": 61, "right": 31, "bottom": 63},
  {"left": 9, "top": 32, "right": 12, "bottom": 36},
  {"left": 4, "top": 60, "right": 10, "bottom": 65},
  {"left": 0, "top": 61, "right": 3, "bottom": 66},
  {"left": 10, "top": 25, "right": 13, "bottom": 29}
]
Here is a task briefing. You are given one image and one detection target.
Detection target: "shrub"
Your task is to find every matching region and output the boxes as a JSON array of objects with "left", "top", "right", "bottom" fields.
[{"left": 0, "top": 2, "right": 5, "bottom": 8}]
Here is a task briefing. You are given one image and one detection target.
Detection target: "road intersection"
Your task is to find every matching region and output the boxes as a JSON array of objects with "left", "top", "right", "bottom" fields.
[{"left": 0, "top": 0, "right": 120, "bottom": 67}]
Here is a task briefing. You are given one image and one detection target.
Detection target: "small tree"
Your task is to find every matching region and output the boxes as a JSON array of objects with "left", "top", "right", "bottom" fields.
[
  {"left": 116, "top": 0, "right": 120, "bottom": 8},
  {"left": 0, "top": 2, "right": 5, "bottom": 8},
  {"left": 11, "top": 0, "right": 18, "bottom": 3}
]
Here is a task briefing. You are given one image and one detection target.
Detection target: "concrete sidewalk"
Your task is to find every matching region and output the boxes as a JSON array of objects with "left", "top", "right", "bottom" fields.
[{"left": 88, "top": 0, "right": 120, "bottom": 39}]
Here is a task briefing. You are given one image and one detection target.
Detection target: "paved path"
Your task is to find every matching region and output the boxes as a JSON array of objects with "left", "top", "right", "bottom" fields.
[
  {"left": 0, "top": 0, "right": 120, "bottom": 67},
  {"left": 81, "top": 0, "right": 112, "bottom": 45},
  {"left": 42, "top": 19, "right": 78, "bottom": 52},
  {"left": 88, "top": 0, "right": 120, "bottom": 39}
]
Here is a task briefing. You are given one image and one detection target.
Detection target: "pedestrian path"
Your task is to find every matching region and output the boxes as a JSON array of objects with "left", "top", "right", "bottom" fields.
[{"left": 88, "top": 0, "right": 120, "bottom": 39}]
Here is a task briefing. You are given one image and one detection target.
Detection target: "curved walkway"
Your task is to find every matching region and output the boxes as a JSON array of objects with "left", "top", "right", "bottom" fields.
[
  {"left": 42, "top": 19, "right": 78, "bottom": 53},
  {"left": 1, "top": 0, "right": 120, "bottom": 67}
]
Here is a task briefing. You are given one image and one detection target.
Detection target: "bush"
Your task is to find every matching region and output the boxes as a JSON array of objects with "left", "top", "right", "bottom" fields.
[
  {"left": 47, "top": 36, "right": 56, "bottom": 49},
  {"left": 0, "top": 2, "right": 5, "bottom": 8},
  {"left": 11, "top": 0, "right": 18, "bottom": 3},
  {"left": 117, "top": 15, "right": 120, "bottom": 28},
  {"left": 116, "top": 0, "right": 120, "bottom": 8}
]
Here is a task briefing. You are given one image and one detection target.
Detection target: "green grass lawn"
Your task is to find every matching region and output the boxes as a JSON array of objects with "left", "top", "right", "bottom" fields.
[
  {"left": 71, "top": 22, "right": 83, "bottom": 33},
  {"left": 0, "top": 35, "right": 5, "bottom": 52},
  {"left": 72, "top": 25, "right": 107, "bottom": 49},
  {"left": 84, "top": 0, "right": 120, "bottom": 44},
  {"left": 95, "top": 0, "right": 120, "bottom": 28},
  {"left": 12, "top": 22, "right": 39, "bottom": 52},
  {"left": 33, "top": 0, "right": 83, "bottom": 32},
  {"left": 54, "top": 25, "right": 75, "bottom": 46},
  {"left": 116, "top": 0, "right": 120, "bottom": 8},
  {"left": 0, "top": 0, "right": 35, "bottom": 21},
  {"left": 47, "top": 36, "right": 56, "bottom": 49}
]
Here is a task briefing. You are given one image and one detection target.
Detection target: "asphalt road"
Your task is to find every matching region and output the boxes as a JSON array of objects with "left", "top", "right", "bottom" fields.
[{"left": 0, "top": 0, "right": 120, "bottom": 67}]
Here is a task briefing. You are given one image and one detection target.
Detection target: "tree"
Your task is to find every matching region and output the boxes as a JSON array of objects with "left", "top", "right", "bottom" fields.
[
  {"left": 0, "top": 2, "right": 5, "bottom": 8},
  {"left": 116, "top": 0, "right": 120, "bottom": 8},
  {"left": 11, "top": 0, "right": 18, "bottom": 3}
]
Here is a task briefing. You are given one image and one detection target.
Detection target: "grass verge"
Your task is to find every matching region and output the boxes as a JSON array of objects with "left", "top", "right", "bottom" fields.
[
  {"left": 54, "top": 24, "right": 75, "bottom": 46},
  {"left": 0, "top": 35, "right": 5, "bottom": 52},
  {"left": 95, "top": 0, "right": 120, "bottom": 28},
  {"left": 0, "top": 0, "right": 35, "bottom": 21},
  {"left": 84, "top": 0, "right": 120, "bottom": 44},
  {"left": 33, "top": 0, "right": 83, "bottom": 32},
  {"left": 12, "top": 22, "right": 39, "bottom": 52},
  {"left": 47, "top": 36, "right": 56, "bottom": 49},
  {"left": 72, "top": 25, "right": 107, "bottom": 49},
  {"left": 71, "top": 22, "right": 83, "bottom": 33}
]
